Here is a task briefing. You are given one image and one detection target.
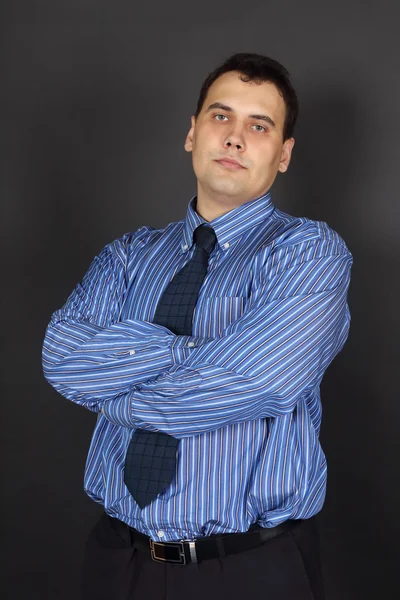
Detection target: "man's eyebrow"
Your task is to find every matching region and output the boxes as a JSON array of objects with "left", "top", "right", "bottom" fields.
[{"left": 205, "top": 102, "right": 276, "bottom": 129}]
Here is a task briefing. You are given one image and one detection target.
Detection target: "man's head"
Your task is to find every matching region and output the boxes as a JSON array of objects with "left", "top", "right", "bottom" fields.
[{"left": 184, "top": 53, "right": 298, "bottom": 216}]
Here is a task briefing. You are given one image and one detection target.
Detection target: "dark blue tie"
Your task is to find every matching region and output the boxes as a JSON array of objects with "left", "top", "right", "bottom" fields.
[{"left": 123, "top": 224, "right": 217, "bottom": 508}]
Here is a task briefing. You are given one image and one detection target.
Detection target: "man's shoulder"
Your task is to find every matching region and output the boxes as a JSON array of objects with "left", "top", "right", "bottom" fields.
[
  {"left": 109, "top": 219, "right": 184, "bottom": 254},
  {"left": 267, "top": 208, "right": 350, "bottom": 255}
]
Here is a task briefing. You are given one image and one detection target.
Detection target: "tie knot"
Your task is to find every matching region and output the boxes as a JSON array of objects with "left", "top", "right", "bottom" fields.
[{"left": 193, "top": 224, "right": 217, "bottom": 254}]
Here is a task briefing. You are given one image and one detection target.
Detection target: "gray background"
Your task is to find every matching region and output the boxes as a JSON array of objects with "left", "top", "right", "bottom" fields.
[{"left": 1, "top": 1, "right": 399, "bottom": 598}]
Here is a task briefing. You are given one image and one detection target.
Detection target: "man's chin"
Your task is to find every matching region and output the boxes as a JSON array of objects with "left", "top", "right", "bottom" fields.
[{"left": 205, "top": 179, "right": 245, "bottom": 198}]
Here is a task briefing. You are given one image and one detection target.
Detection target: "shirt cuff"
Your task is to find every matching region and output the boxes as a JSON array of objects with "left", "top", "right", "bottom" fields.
[
  {"left": 102, "top": 392, "right": 133, "bottom": 427},
  {"left": 170, "top": 334, "right": 213, "bottom": 364}
]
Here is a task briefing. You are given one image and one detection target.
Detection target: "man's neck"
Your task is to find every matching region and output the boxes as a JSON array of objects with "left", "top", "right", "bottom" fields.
[{"left": 195, "top": 190, "right": 246, "bottom": 222}]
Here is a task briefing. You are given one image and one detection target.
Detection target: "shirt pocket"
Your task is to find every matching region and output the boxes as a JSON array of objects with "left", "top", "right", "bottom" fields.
[{"left": 194, "top": 296, "right": 246, "bottom": 337}]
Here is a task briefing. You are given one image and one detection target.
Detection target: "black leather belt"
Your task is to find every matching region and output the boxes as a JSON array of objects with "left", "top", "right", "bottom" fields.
[{"left": 129, "top": 519, "right": 301, "bottom": 565}]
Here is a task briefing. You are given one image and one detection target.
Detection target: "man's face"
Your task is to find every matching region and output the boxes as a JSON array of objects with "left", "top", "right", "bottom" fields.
[{"left": 184, "top": 71, "right": 295, "bottom": 208}]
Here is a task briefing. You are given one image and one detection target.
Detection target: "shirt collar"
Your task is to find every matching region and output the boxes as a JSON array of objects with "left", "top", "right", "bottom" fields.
[{"left": 180, "top": 190, "right": 275, "bottom": 253}]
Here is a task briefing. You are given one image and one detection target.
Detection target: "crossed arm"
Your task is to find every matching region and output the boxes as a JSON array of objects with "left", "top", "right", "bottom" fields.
[{"left": 42, "top": 230, "right": 353, "bottom": 438}]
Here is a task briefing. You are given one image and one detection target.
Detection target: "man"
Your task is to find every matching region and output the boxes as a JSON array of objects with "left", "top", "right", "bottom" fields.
[{"left": 42, "top": 53, "right": 353, "bottom": 600}]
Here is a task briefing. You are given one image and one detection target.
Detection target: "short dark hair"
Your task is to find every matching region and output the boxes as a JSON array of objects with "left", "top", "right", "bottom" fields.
[{"left": 194, "top": 53, "right": 299, "bottom": 141}]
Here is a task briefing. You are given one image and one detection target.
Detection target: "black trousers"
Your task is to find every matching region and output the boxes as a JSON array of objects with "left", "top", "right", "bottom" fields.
[{"left": 80, "top": 512, "right": 325, "bottom": 600}]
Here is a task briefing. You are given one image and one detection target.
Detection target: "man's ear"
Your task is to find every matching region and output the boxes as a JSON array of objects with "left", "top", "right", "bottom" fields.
[
  {"left": 278, "top": 137, "right": 295, "bottom": 173},
  {"left": 184, "top": 115, "right": 196, "bottom": 153}
]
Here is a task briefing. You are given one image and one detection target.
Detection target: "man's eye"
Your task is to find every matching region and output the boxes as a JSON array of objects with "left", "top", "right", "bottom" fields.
[{"left": 214, "top": 115, "right": 266, "bottom": 132}]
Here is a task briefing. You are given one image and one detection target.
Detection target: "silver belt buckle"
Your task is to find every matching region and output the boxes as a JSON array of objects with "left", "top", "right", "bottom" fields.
[
  {"left": 150, "top": 539, "right": 187, "bottom": 564},
  {"left": 149, "top": 538, "right": 198, "bottom": 564}
]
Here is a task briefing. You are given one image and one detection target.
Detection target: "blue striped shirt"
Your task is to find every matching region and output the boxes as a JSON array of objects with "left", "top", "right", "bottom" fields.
[{"left": 42, "top": 190, "right": 353, "bottom": 542}]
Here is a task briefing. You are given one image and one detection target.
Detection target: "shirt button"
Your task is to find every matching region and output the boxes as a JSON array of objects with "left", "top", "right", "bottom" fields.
[
  {"left": 157, "top": 530, "right": 165, "bottom": 538},
  {"left": 129, "top": 350, "right": 136, "bottom": 355},
  {"left": 182, "top": 244, "right": 188, "bottom": 250},
  {"left": 187, "top": 342, "right": 195, "bottom": 347},
  {"left": 224, "top": 242, "right": 230, "bottom": 249}
]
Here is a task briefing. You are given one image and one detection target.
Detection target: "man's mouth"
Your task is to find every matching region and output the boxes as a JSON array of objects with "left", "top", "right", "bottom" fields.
[{"left": 215, "top": 159, "right": 245, "bottom": 170}]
